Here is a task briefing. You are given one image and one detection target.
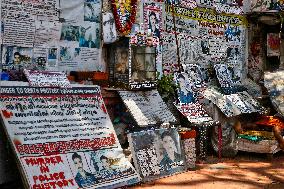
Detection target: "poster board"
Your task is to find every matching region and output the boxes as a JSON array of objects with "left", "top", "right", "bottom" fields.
[
  {"left": 0, "top": 82, "right": 140, "bottom": 189},
  {"left": 204, "top": 87, "right": 265, "bottom": 117},
  {"left": 23, "top": 70, "right": 71, "bottom": 88},
  {"left": 119, "top": 90, "right": 176, "bottom": 126},
  {"left": 1, "top": 0, "right": 104, "bottom": 77},
  {"left": 175, "top": 103, "right": 214, "bottom": 125},
  {"left": 127, "top": 128, "right": 186, "bottom": 182}
]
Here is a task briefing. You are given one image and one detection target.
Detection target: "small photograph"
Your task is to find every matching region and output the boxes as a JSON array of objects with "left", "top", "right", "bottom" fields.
[
  {"left": 47, "top": 48, "right": 58, "bottom": 67},
  {"left": 69, "top": 152, "right": 98, "bottom": 188},
  {"left": 115, "top": 48, "right": 129, "bottom": 75},
  {"left": 74, "top": 48, "right": 81, "bottom": 58},
  {"left": 131, "top": 46, "right": 156, "bottom": 82},
  {"left": 35, "top": 57, "right": 47, "bottom": 69},
  {"left": 2, "top": 46, "right": 33, "bottom": 69},
  {"left": 84, "top": 0, "right": 101, "bottom": 22},
  {"left": 200, "top": 40, "right": 210, "bottom": 55},
  {"left": 48, "top": 48, "right": 57, "bottom": 60},
  {"left": 60, "top": 47, "right": 73, "bottom": 61},
  {"left": 79, "top": 25, "right": 100, "bottom": 48},
  {"left": 88, "top": 149, "right": 137, "bottom": 182},
  {"left": 60, "top": 24, "right": 79, "bottom": 41}
]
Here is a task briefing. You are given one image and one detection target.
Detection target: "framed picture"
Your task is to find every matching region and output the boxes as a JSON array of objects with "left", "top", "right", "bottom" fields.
[
  {"left": 128, "top": 128, "right": 186, "bottom": 182},
  {"left": 129, "top": 46, "right": 156, "bottom": 89}
]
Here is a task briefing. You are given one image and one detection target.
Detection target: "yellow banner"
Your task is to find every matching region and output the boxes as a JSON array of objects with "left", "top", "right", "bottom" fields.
[{"left": 165, "top": 5, "right": 247, "bottom": 26}]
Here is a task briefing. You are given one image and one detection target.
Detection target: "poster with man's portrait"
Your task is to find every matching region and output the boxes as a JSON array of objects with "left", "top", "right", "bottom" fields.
[
  {"left": 67, "top": 150, "right": 139, "bottom": 189},
  {"left": 128, "top": 128, "right": 185, "bottom": 182},
  {"left": 1, "top": 46, "right": 33, "bottom": 80},
  {"left": 143, "top": 2, "right": 162, "bottom": 38}
]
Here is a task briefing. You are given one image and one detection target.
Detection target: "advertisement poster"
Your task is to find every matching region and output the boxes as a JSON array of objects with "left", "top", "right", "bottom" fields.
[
  {"left": 0, "top": 82, "right": 140, "bottom": 189},
  {"left": 119, "top": 90, "right": 176, "bottom": 126},
  {"left": 128, "top": 128, "right": 185, "bottom": 182}
]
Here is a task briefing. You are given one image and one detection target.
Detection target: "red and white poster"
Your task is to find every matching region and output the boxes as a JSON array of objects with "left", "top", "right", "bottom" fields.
[{"left": 0, "top": 82, "right": 140, "bottom": 189}]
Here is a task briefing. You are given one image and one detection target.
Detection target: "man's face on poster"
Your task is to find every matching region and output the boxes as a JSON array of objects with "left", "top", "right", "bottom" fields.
[
  {"left": 101, "top": 159, "right": 111, "bottom": 169},
  {"left": 14, "top": 54, "right": 21, "bottom": 64},
  {"left": 73, "top": 157, "right": 83, "bottom": 171},
  {"left": 150, "top": 14, "right": 156, "bottom": 26},
  {"left": 162, "top": 135, "right": 177, "bottom": 159}
]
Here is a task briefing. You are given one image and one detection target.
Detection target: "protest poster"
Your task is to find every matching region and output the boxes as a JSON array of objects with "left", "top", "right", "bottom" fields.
[
  {"left": 143, "top": 1, "right": 163, "bottom": 39},
  {"left": 119, "top": 90, "right": 176, "bottom": 126},
  {"left": 0, "top": 82, "right": 140, "bottom": 189},
  {"left": 1, "top": 0, "right": 104, "bottom": 74},
  {"left": 204, "top": 87, "right": 265, "bottom": 117},
  {"left": 127, "top": 128, "right": 186, "bottom": 182},
  {"left": 175, "top": 103, "right": 214, "bottom": 124},
  {"left": 23, "top": 70, "right": 71, "bottom": 88}
]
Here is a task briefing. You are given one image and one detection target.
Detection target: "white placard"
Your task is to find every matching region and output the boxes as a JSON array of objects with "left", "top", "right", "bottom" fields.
[{"left": 119, "top": 90, "right": 176, "bottom": 126}]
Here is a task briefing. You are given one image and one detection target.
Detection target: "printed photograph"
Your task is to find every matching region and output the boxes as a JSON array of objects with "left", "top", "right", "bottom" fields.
[
  {"left": 102, "top": 13, "right": 117, "bottom": 43},
  {"left": 131, "top": 46, "right": 156, "bottom": 82},
  {"left": 1, "top": 46, "right": 33, "bottom": 78},
  {"left": 144, "top": 3, "right": 162, "bottom": 38},
  {"left": 88, "top": 149, "right": 137, "bottom": 183},
  {"left": 175, "top": 73, "right": 195, "bottom": 104},
  {"left": 69, "top": 152, "right": 98, "bottom": 188},
  {"left": 60, "top": 24, "right": 80, "bottom": 41},
  {"left": 128, "top": 128, "right": 185, "bottom": 181},
  {"left": 84, "top": 0, "right": 101, "bottom": 22},
  {"left": 59, "top": 47, "right": 73, "bottom": 61},
  {"left": 79, "top": 24, "right": 101, "bottom": 48}
]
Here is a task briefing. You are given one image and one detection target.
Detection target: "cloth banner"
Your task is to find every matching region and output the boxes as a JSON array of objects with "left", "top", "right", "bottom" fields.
[{"left": 0, "top": 82, "right": 140, "bottom": 189}]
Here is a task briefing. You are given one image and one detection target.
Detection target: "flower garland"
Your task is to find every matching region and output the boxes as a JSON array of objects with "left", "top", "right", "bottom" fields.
[{"left": 111, "top": 0, "right": 137, "bottom": 35}]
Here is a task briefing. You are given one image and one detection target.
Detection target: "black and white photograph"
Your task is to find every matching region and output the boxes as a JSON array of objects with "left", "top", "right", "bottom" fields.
[{"left": 128, "top": 128, "right": 185, "bottom": 182}]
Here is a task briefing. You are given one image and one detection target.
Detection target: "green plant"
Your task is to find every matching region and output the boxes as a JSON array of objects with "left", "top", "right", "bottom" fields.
[{"left": 157, "top": 73, "right": 178, "bottom": 102}]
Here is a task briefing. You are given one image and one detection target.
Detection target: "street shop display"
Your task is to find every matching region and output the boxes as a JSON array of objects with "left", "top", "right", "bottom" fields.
[
  {"left": 0, "top": 82, "right": 140, "bottom": 189},
  {"left": 1, "top": 0, "right": 104, "bottom": 79},
  {"left": 127, "top": 128, "right": 186, "bottom": 182},
  {"left": 119, "top": 90, "right": 177, "bottom": 126},
  {"left": 264, "top": 70, "right": 284, "bottom": 117}
]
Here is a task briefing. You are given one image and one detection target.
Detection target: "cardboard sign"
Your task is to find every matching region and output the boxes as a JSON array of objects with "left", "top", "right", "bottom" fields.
[
  {"left": 0, "top": 82, "right": 140, "bottom": 189},
  {"left": 128, "top": 128, "right": 186, "bottom": 182},
  {"left": 119, "top": 90, "right": 176, "bottom": 126},
  {"left": 204, "top": 87, "right": 265, "bottom": 117},
  {"left": 24, "top": 70, "right": 71, "bottom": 88},
  {"left": 175, "top": 103, "right": 214, "bottom": 124}
]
